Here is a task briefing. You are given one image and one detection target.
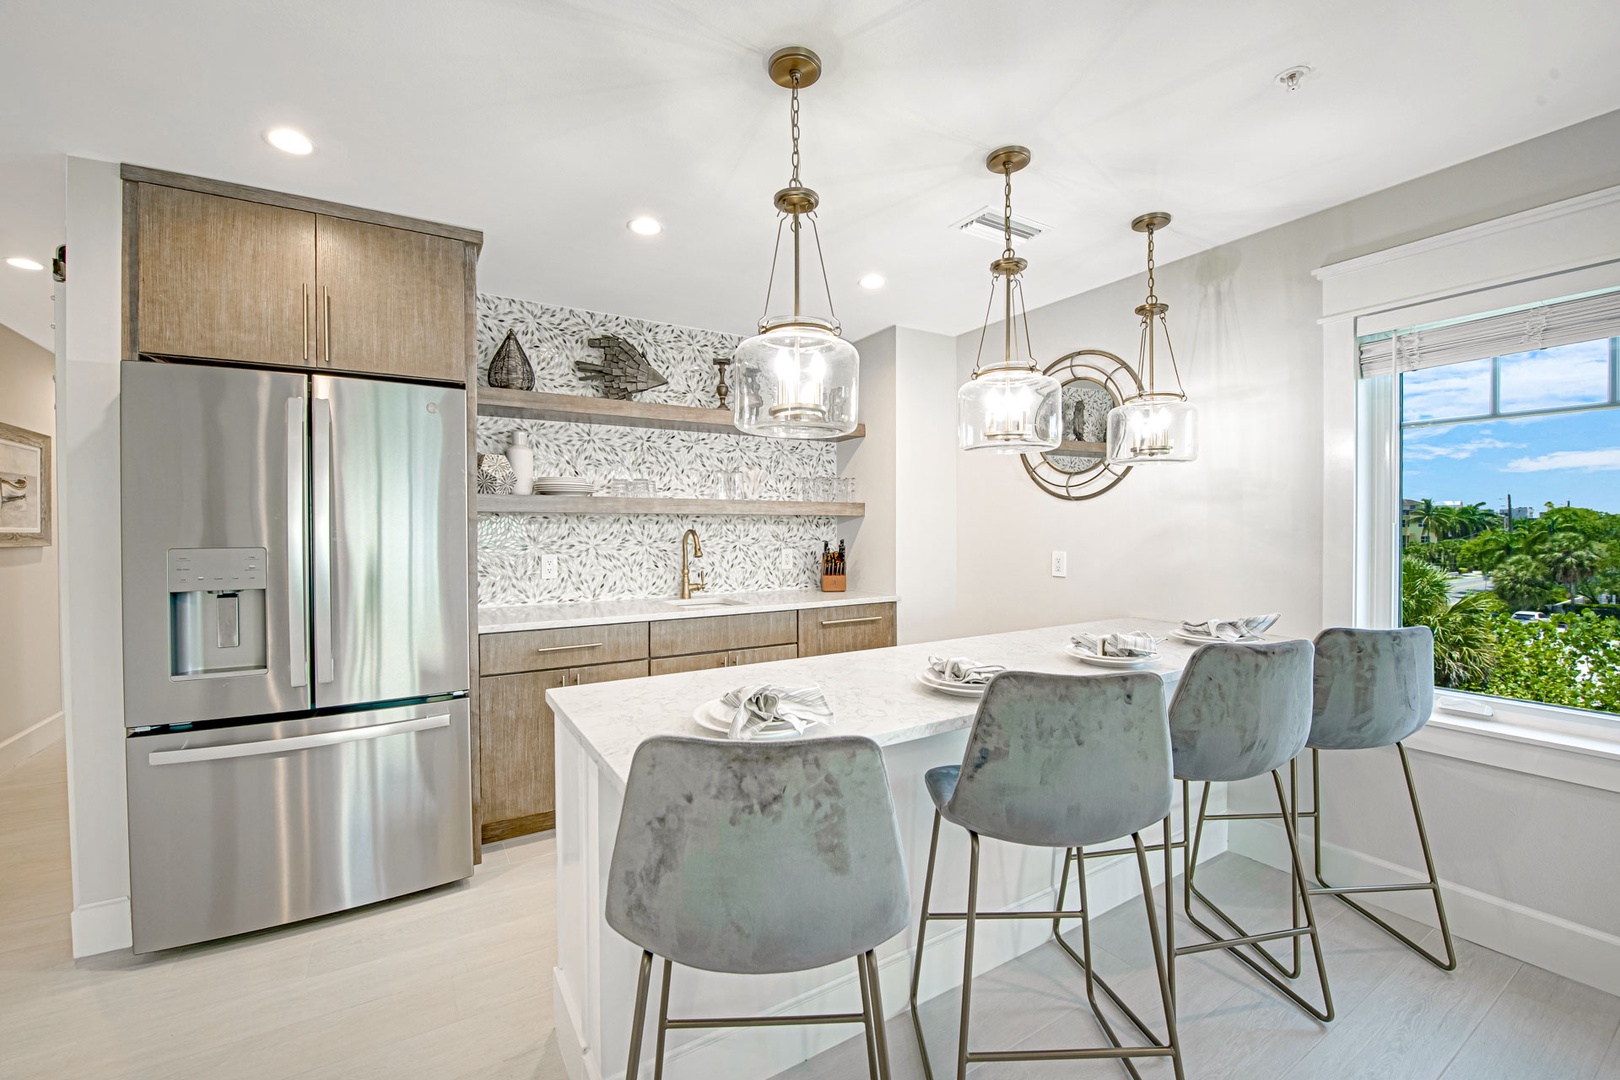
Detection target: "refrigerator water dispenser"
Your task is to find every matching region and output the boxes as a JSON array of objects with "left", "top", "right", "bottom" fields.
[{"left": 168, "top": 548, "right": 269, "bottom": 679}]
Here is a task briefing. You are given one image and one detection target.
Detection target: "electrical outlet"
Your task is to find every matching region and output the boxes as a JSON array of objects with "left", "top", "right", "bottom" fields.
[
  {"left": 1051, "top": 550, "right": 1068, "bottom": 578},
  {"left": 541, "top": 553, "right": 560, "bottom": 581},
  {"left": 780, "top": 547, "right": 798, "bottom": 573}
]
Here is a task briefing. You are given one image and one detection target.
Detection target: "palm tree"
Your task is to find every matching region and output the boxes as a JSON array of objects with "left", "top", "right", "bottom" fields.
[
  {"left": 1543, "top": 534, "right": 1604, "bottom": 599},
  {"left": 1455, "top": 502, "right": 1497, "bottom": 538},
  {"left": 1409, "top": 499, "right": 1446, "bottom": 544},
  {"left": 1490, "top": 554, "right": 1559, "bottom": 612},
  {"left": 1402, "top": 556, "right": 1500, "bottom": 687}
]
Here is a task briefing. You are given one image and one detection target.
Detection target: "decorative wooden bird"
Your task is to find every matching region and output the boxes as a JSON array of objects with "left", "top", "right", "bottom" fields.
[{"left": 576, "top": 335, "right": 668, "bottom": 399}]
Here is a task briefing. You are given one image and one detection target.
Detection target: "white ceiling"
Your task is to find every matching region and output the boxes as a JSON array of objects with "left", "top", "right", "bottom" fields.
[{"left": 3, "top": 0, "right": 1620, "bottom": 351}]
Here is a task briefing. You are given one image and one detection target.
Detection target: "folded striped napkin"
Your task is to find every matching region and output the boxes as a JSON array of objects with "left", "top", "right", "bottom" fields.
[
  {"left": 1180, "top": 614, "right": 1280, "bottom": 641},
  {"left": 721, "top": 684, "right": 833, "bottom": 740},
  {"left": 1071, "top": 631, "right": 1159, "bottom": 657},
  {"left": 927, "top": 655, "right": 1006, "bottom": 685}
]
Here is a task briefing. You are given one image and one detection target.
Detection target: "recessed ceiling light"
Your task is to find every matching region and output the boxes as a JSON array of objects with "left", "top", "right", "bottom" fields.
[
  {"left": 264, "top": 127, "right": 314, "bottom": 155},
  {"left": 1275, "top": 65, "right": 1312, "bottom": 91},
  {"left": 6, "top": 257, "right": 44, "bottom": 271},
  {"left": 627, "top": 216, "right": 663, "bottom": 236},
  {"left": 859, "top": 273, "right": 886, "bottom": 290}
]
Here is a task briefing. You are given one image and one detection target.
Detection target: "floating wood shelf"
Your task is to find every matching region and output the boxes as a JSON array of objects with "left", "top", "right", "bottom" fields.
[
  {"left": 478, "top": 496, "right": 865, "bottom": 518},
  {"left": 476, "top": 388, "right": 866, "bottom": 442}
]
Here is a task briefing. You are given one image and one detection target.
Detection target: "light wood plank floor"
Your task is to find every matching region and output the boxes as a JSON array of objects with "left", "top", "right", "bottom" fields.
[
  {"left": 0, "top": 741, "right": 569, "bottom": 1080},
  {"left": 6, "top": 742, "right": 1620, "bottom": 1079}
]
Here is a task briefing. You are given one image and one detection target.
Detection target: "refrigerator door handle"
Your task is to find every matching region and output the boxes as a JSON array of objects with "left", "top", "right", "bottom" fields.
[
  {"left": 147, "top": 713, "right": 451, "bottom": 766},
  {"left": 312, "top": 396, "right": 335, "bottom": 685},
  {"left": 285, "top": 398, "right": 309, "bottom": 688}
]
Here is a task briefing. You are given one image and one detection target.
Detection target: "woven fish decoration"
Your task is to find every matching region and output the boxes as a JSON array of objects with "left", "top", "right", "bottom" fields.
[{"left": 575, "top": 335, "right": 668, "bottom": 399}]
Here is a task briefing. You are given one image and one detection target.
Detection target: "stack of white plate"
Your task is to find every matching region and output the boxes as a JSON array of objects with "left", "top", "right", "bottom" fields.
[
  {"left": 532, "top": 476, "right": 597, "bottom": 496},
  {"left": 691, "top": 699, "right": 800, "bottom": 740},
  {"left": 915, "top": 670, "right": 988, "bottom": 697},
  {"left": 1064, "top": 644, "right": 1159, "bottom": 669}
]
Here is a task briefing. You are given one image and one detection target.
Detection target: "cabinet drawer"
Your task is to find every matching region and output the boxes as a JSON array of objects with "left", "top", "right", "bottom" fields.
[
  {"left": 648, "top": 643, "right": 797, "bottom": 677},
  {"left": 649, "top": 610, "right": 797, "bottom": 658},
  {"left": 797, "top": 603, "right": 897, "bottom": 658},
  {"left": 480, "top": 621, "right": 648, "bottom": 675}
]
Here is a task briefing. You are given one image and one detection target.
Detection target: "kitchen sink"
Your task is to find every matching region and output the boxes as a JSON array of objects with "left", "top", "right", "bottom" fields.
[{"left": 662, "top": 597, "right": 750, "bottom": 609}]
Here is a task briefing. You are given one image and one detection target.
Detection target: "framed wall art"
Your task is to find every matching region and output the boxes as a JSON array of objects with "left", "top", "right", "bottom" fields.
[{"left": 0, "top": 421, "right": 51, "bottom": 547}]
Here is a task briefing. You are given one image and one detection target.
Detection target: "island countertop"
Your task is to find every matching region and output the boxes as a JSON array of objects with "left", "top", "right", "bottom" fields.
[
  {"left": 548, "top": 616, "right": 1215, "bottom": 790},
  {"left": 477, "top": 588, "right": 900, "bottom": 633}
]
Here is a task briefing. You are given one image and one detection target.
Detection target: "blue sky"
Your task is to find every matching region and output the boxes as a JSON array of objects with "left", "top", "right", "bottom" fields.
[{"left": 1402, "top": 338, "right": 1620, "bottom": 513}]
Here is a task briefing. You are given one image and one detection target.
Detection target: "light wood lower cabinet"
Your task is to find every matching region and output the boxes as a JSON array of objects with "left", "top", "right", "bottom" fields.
[
  {"left": 648, "top": 643, "right": 797, "bottom": 676},
  {"left": 478, "top": 657, "right": 646, "bottom": 842},
  {"left": 797, "top": 602, "right": 898, "bottom": 657},
  {"left": 477, "top": 601, "right": 895, "bottom": 841}
]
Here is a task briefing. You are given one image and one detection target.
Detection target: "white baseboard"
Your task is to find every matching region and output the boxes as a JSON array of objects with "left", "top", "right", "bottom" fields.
[
  {"left": 70, "top": 895, "right": 132, "bottom": 958},
  {"left": 0, "top": 711, "right": 63, "bottom": 773},
  {"left": 1228, "top": 819, "right": 1620, "bottom": 998}
]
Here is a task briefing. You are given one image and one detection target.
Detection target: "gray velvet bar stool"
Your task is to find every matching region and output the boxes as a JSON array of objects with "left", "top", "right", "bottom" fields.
[
  {"left": 909, "top": 670, "right": 1184, "bottom": 1080},
  {"left": 1298, "top": 626, "right": 1457, "bottom": 969},
  {"left": 1171, "top": 639, "right": 1336, "bottom": 1022},
  {"left": 605, "top": 734, "right": 910, "bottom": 1080}
]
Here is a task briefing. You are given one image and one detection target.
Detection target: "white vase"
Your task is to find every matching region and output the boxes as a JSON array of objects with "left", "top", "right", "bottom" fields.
[{"left": 508, "top": 431, "right": 535, "bottom": 496}]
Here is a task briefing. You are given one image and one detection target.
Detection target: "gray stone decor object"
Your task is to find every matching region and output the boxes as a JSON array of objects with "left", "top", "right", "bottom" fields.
[{"left": 476, "top": 453, "right": 517, "bottom": 495}]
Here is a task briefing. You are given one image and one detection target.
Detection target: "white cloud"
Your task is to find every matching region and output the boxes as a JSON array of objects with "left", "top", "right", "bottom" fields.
[
  {"left": 1405, "top": 436, "right": 1523, "bottom": 461},
  {"left": 1503, "top": 448, "right": 1620, "bottom": 473}
]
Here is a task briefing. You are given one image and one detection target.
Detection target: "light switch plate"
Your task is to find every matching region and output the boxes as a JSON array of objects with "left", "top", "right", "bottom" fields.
[
  {"left": 1051, "top": 550, "right": 1068, "bottom": 578},
  {"left": 780, "top": 547, "right": 798, "bottom": 573},
  {"left": 541, "top": 553, "right": 560, "bottom": 581}
]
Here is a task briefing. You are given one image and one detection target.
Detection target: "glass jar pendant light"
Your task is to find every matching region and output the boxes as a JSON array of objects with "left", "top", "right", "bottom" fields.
[
  {"left": 958, "top": 146, "right": 1062, "bottom": 453},
  {"left": 732, "top": 46, "right": 859, "bottom": 439},
  {"left": 1105, "top": 212, "right": 1199, "bottom": 463}
]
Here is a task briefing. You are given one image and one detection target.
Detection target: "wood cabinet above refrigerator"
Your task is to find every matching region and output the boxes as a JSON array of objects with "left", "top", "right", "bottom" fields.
[{"left": 122, "top": 165, "right": 481, "bottom": 384}]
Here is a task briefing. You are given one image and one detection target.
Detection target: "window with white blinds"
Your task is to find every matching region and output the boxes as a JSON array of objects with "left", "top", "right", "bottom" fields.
[{"left": 1358, "top": 287, "right": 1620, "bottom": 377}]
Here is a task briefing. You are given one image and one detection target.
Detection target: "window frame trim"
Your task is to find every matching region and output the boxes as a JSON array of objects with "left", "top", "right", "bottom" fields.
[{"left": 1318, "top": 183, "right": 1620, "bottom": 773}]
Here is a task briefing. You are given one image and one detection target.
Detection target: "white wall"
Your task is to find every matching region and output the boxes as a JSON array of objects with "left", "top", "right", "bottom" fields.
[
  {"left": 0, "top": 319, "right": 62, "bottom": 769},
  {"left": 58, "top": 156, "right": 131, "bottom": 956},
  {"left": 891, "top": 328, "right": 959, "bottom": 645},
  {"left": 943, "top": 108, "right": 1620, "bottom": 991}
]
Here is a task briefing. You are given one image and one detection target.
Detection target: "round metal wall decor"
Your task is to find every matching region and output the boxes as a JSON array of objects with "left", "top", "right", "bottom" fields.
[{"left": 1021, "top": 350, "right": 1141, "bottom": 501}]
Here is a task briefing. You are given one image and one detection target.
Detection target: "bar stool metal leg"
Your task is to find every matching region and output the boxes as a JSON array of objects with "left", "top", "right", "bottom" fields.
[
  {"left": 626, "top": 949, "right": 654, "bottom": 1080},
  {"left": 1309, "top": 744, "right": 1458, "bottom": 971},
  {"left": 1178, "top": 771, "right": 1335, "bottom": 1023},
  {"left": 654, "top": 957, "right": 672, "bottom": 1080},
  {"left": 955, "top": 832, "right": 980, "bottom": 1080},
  {"left": 859, "top": 951, "right": 881, "bottom": 1080},
  {"left": 908, "top": 810, "right": 944, "bottom": 1080},
  {"left": 865, "top": 950, "right": 894, "bottom": 1080}
]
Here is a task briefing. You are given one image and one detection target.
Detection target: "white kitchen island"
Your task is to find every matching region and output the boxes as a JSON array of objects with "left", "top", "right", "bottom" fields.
[{"left": 547, "top": 618, "right": 1239, "bottom": 1080}]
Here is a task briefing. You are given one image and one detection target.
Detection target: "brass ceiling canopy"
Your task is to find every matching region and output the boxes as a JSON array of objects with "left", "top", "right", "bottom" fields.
[
  {"left": 768, "top": 46, "right": 822, "bottom": 89},
  {"left": 1131, "top": 211, "right": 1173, "bottom": 233},
  {"left": 985, "top": 145, "right": 1031, "bottom": 175}
]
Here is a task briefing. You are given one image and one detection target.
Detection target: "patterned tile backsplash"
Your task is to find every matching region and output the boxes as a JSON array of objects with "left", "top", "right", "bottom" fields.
[{"left": 475, "top": 294, "right": 840, "bottom": 606}]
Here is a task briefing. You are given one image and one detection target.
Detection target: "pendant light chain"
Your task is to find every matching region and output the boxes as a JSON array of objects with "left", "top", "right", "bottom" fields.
[
  {"left": 1002, "top": 163, "right": 1015, "bottom": 259},
  {"left": 789, "top": 71, "right": 801, "bottom": 187},
  {"left": 1144, "top": 223, "right": 1158, "bottom": 306}
]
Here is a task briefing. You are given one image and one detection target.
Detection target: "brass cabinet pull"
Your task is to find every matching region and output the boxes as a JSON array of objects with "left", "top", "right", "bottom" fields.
[
  {"left": 820, "top": 615, "right": 883, "bottom": 627},
  {"left": 302, "top": 283, "right": 310, "bottom": 361},
  {"left": 321, "top": 286, "right": 332, "bottom": 365},
  {"left": 535, "top": 642, "right": 603, "bottom": 654}
]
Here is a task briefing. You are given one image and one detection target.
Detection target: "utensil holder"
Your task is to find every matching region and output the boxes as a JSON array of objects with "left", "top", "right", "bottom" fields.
[{"left": 820, "top": 573, "right": 846, "bottom": 593}]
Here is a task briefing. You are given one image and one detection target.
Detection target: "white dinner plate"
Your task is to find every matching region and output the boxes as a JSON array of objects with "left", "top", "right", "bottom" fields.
[
  {"left": 1171, "top": 629, "right": 1258, "bottom": 646},
  {"left": 915, "top": 671, "right": 987, "bottom": 697},
  {"left": 1063, "top": 645, "right": 1158, "bottom": 669},
  {"left": 690, "top": 699, "right": 801, "bottom": 740}
]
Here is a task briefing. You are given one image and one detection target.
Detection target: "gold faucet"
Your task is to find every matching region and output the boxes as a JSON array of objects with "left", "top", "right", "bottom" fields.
[{"left": 680, "top": 528, "right": 705, "bottom": 599}]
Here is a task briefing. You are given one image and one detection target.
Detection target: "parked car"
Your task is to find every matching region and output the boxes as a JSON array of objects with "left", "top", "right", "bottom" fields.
[{"left": 1510, "top": 610, "right": 1550, "bottom": 623}]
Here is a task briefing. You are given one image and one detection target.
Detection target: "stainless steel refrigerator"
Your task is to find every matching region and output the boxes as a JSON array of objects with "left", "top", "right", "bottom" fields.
[{"left": 120, "top": 360, "right": 472, "bottom": 953}]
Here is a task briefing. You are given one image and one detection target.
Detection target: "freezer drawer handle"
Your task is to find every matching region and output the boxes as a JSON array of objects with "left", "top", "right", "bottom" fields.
[
  {"left": 535, "top": 642, "right": 602, "bottom": 654},
  {"left": 819, "top": 615, "right": 883, "bottom": 627},
  {"left": 147, "top": 713, "right": 451, "bottom": 766}
]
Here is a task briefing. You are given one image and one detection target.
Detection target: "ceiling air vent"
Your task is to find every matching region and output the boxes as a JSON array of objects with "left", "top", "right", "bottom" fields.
[{"left": 952, "top": 205, "right": 1049, "bottom": 245}]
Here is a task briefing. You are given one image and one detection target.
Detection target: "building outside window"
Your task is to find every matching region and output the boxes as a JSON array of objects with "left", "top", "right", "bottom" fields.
[{"left": 1394, "top": 334, "right": 1620, "bottom": 716}]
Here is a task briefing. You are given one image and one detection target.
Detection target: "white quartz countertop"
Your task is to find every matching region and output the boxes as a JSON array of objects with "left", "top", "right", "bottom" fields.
[
  {"left": 478, "top": 589, "right": 899, "bottom": 633},
  {"left": 548, "top": 617, "right": 1228, "bottom": 790}
]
